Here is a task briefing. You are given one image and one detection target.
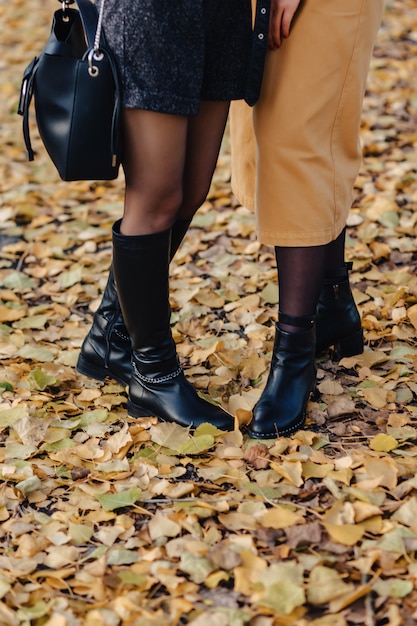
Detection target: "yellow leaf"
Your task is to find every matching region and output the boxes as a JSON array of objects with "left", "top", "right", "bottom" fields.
[
  {"left": 103, "top": 423, "right": 132, "bottom": 453},
  {"left": 234, "top": 551, "right": 268, "bottom": 596},
  {"left": 302, "top": 461, "right": 334, "bottom": 479},
  {"left": 329, "top": 584, "right": 372, "bottom": 613},
  {"left": 204, "top": 571, "right": 230, "bottom": 588},
  {"left": 323, "top": 523, "right": 365, "bottom": 546},
  {"left": 392, "top": 497, "right": 417, "bottom": 527},
  {"left": 217, "top": 512, "right": 258, "bottom": 532},
  {"left": 194, "top": 287, "right": 225, "bottom": 308},
  {"left": 241, "top": 352, "right": 267, "bottom": 380},
  {"left": 235, "top": 408, "right": 252, "bottom": 428},
  {"left": 363, "top": 457, "right": 398, "bottom": 489},
  {"left": 148, "top": 511, "right": 181, "bottom": 540},
  {"left": 270, "top": 459, "right": 303, "bottom": 487},
  {"left": 0, "top": 306, "right": 26, "bottom": 322},
  {"left": 32, "top": 567, "right": 76, "bottom": 580},
  {"left": 359, "top": 387, "right": 388, "bottom": 409},
  {"left": 339, "top": 350, "right": 387, "bottom": 370},
  {"left": 358, "top": 516, "right": 383, "bottom": 534},
  {"left": 327, "top": 468, "right": 353, "bottom": 486},
  {"left": 260, "top": 507, "right": 304, "bottom": 530},
  {"left": 369, "top": 433, "right": 398, "bottom": 452},
  {"left": 352, "top": 501, "right": 382, "bottom": 522},
  {"left": 407, "top": 303, "right": 417, "bottom": 330}
]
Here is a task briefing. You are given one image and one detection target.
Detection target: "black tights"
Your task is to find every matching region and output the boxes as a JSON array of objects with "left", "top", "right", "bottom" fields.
[{"left": 275, "top": 229, "right": 346, "bottom": 333}]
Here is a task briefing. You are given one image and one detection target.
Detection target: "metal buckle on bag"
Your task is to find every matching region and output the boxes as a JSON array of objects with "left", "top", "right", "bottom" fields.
[
  {"left": 87, "top": 48, "right": 104, "bottom": 77},
  {"left": 88, "top": 0, "right": 107, "bottom": 77},
  {"left": 61, "top": 0, "right": 74, "bottom": 23}
]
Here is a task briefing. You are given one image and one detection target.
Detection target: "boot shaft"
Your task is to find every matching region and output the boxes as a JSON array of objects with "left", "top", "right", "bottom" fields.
[{"left": 112, "top": 220, "right": 174, "bottom": 356}]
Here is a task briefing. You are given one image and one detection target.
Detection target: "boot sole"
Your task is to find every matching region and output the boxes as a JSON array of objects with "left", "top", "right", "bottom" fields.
[
  {"left": 76, "top": 354, "right": 129, "bottom": 388},
  {"left": 247, "top": 412, "right": 306, "bottom": 439},
  {"left": 127, "top": 399, "right": 233, "bottom": 431}
]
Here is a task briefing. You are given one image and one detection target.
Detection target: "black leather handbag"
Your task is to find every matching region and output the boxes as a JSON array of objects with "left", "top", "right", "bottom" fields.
[{"left": 18, "top": 0, "right": 121, "bottom": 181}]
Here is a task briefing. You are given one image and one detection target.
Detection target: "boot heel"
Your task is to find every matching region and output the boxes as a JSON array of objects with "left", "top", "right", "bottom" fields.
[
  {"left": 334, "top": 329, "right": 364, "bottom": 359},
  {"left": 127, "top": 399, "right": 156, "bottom": 419},
  {"left": 76, "top": 354, "right": 128, "bottom": 387}
]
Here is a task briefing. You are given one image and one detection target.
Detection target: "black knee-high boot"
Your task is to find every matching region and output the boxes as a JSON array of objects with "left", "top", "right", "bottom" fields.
[
  {"left": 76, "top": 219, "right": 191, "bottom": 386},
  {"left": 76, "top": 265, "right": 131, "bottom": 386},
  {"left": 248, "top": 313, "right": 317, "bottom": 439},
  {"left": 316, "top": 262, "right": 363, "bottom": 358},
  {"left": 111, "top": 220, "right": 233, "bottom": 430}
]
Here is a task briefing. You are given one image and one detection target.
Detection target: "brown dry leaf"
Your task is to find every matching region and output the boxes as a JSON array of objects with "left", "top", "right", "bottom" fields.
[{"left": 244, "top": 443, "right": 271, "bottom": 469}]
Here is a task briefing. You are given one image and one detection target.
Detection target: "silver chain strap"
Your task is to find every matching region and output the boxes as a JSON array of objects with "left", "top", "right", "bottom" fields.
[
  {"left": 94, "top": 0, "right": 106, "bottom": 52},
  {"left": 88, "top": 0, "right": 106, "bottom": 77},
  {"left": 133, "top": 362, "right": 183, "bottom": 385}
]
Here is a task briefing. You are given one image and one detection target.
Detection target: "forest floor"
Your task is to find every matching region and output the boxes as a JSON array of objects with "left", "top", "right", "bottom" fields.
[{"left": 1, "top": 1, "right": 417, "bottom": 624}]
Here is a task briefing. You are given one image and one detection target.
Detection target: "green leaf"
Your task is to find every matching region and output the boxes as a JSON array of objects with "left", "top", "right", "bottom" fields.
[
  {"left": 18, "top": 345, "right": 55, "bottom": 362},
  {"left": 373, "top": 578, "right": 413, "bottom": 598},
  {"left": 3, "top": 272, "right": 37, "bottom": 290},
  {"left": 59, "top": 266, "right": 83, "bottom": 288},
  {"left": 261, "top": 281, "right": 278, "bottom": 304},
  {"left": 27, "top": 370, "right": 59, "bottom": 391},
  {"left": 179, "top": 552, "right": 216, "bottom": 584},
  {"left": 96, "top": 488, "right": 142, "bottom": 511},
  {"left": 16, "top": 476, "right": 42, "bottom": 496},
  {"left": 194, "top": 422, "right": 225, "bottom": 438},
  {"left": 68, "top": 522, "right": 94, "bottom": 545},
  {"left": 5, "top": 442, "right": 37, "bottom": 460},
  {"left": 44, "top": 438, "right": 77, "bottom": 452},
  {"left": 0, "top": 407, "right": 29, "bottom": 429},
  {"left": 177, "top": 434, "right": 215, "bottom": 455},
  {"left": 107, "top": 549, "right": 140, "bottom": 565},
  {"left": 258, "top": 580, "right": 305, "bottom": 614},
  {"left": 192, "top": 211, "right": 217, "bottom": 228},
  {"left": 17, "top": 601, "right": 52, "bottom": 620},
  {"left": 79, "top": 409, "right": 109, "bottom": 428},
  {"left": 118, "top": 572, "right": 147, "bottom": 587},
  {"left": 14, "top": 314, "right": 49, "bottom": 330}
]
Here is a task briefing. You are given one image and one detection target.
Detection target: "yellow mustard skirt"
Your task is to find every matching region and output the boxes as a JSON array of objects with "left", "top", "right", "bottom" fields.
[{"left": 230, "top": 0, "right": 385, "bottom": 247}]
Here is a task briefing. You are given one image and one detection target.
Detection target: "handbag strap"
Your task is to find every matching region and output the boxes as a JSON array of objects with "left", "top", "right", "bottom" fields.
[{"left": 74, "top": 0, "right": 104, "bottom": 50}]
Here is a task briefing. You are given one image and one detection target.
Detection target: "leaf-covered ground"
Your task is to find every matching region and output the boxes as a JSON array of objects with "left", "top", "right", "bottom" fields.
[{"left": 1, "top": 1, "right": 417, "bottom": 624}]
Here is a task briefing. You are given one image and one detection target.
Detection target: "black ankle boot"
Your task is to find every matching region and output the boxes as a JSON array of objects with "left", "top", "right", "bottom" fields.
[
  {"left": 76, "top": 267, "right": 131, "bottom": 386},
  {"left": 316, "top": 262, "right": 363, "bottom": 358},
  {"left": 76, "top": 219, "right": 192, "bottom": 387},
  {"left": 248, "top": 314, "right": 316, "bottom": 439},
  {"left": 112, "top": 221, "right": 233, "bottom": 430}
]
